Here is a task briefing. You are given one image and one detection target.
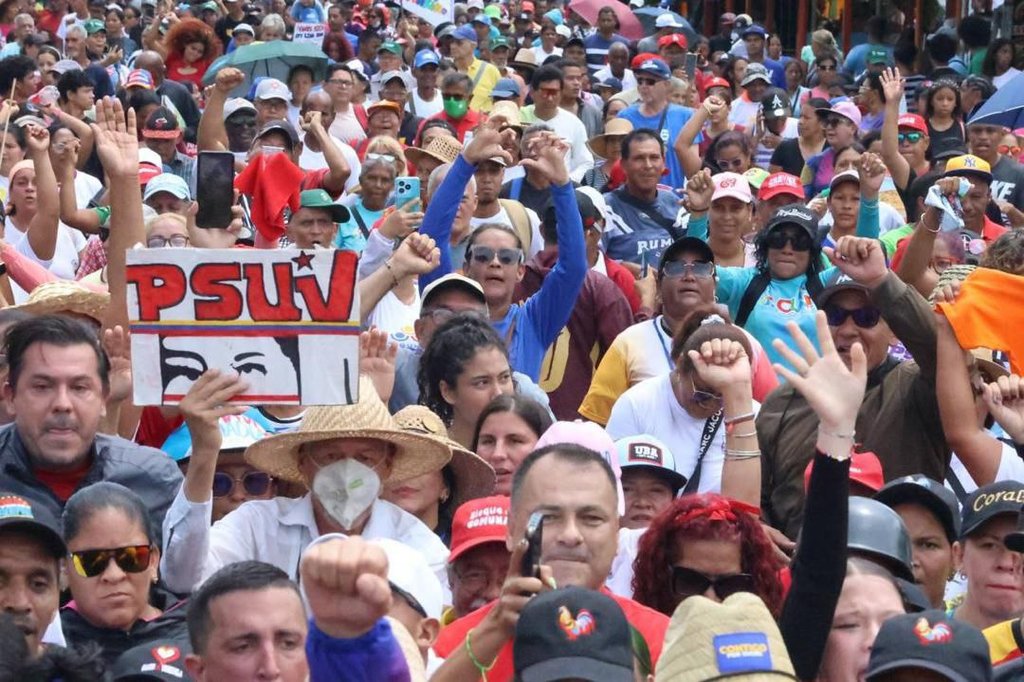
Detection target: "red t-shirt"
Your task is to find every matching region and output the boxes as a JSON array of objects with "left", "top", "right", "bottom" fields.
[
  {"left": 433, "top": 589, "right": 669, "bottom": 681},
  {"left": 34, "top": 459, "right": 92, "bottom": 502},
  {"left": 426, "top": 110, "right": 485, "bottom": 143},
  {"left": 165, "top": 52, "right": 213, "bottom": 91}
]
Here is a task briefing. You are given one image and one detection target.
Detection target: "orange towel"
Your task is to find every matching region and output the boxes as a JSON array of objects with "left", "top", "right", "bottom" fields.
[{"left": 937, "top": 268, "right": 1024, "bottom": 375}]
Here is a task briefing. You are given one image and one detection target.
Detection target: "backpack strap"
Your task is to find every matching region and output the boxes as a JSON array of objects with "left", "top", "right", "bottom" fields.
[
  {"left": 734, "top": 271, "right": 772, "bottom": 328},
  {"left": 498, "top": 198, "right": 532, "bottom": 254}
]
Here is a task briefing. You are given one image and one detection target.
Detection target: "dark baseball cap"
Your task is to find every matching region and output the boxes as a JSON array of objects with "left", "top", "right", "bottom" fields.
[
  {"left": 543, "top": 189, "right": 602, "bottom": 233},
  {"left": 961, "top": 480, "right": 1024, "bottom": 539},
  {"left": 875, "top": 475, "right": 961, "bottom": 543},
  {"left": 108, "top": 638, "right": 194, "bottom": 681},
  {"left": 143, "top": 106, "right": 181, "bottom": 139},
  {"left": 0, "top": 493, "right": 66, "bottom": 557},
  {"left": 659, "top": 236, "right": 715, "bottom": 276},
  {"left": 761, "top": 88, "right": 791, "bottom": 120},
  {"left": 763, "top": 203, "right": 818, "bottom": 240},
  {"left": 814, "top": 271, "right": 871, "bottom": 308},
  {"left": 255, "top": 119, "right": 299, "bottom": 149},
  {"left": 513, "top": 586, "right": 634, "bottom": 682},
  {"left": 866, "top": 610, "right": 993, "bottom": 682}
]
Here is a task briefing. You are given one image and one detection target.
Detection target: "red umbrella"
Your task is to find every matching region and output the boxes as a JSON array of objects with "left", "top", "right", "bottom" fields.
[{"left": 567, "top": 0, "right": 643, "bottom": 41}]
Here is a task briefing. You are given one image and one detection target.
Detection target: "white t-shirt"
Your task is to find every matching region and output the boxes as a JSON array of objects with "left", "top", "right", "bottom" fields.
[
  {"left": 407, "top": 89, "right": 443, "bottom": 119},
  {"left": 297, "top": 132, "right": 362, "bottom": 193},
  {"left": 605, "top": 372, "right": 760, "bottom": 493},
  {"left": 994, "top": 68, "right": 1022, "bottom": 90},
  {"left": 73, "top": 171, "right": 103, "bottom": 209},
  {"left": 365, "top": 289, "right": 420, "bottom": 354},
  {"left": 5, "top": 218, "right": 87, "bottom": 303},
  {"left": 329, "top": 105, "right": 367, "bottom": 147},
  {"left": 532, "top": 45, "right": 562, "bottom": 63},
  {"left": 728, "top": 96, "right": 761, "bottom": 130},
  {"left": 528, "top": 107, "right": 594, "bottom": 183}
]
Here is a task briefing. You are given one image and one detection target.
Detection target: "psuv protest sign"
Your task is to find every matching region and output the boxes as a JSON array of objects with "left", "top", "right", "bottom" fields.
[{"left": 126, "top": 248, "right": 360, "bottom": 406}]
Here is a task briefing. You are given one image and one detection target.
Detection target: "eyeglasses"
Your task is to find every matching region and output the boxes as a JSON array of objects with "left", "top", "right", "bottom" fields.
[
  {"left": 823, "top": 116, "right": 848, "bottom": 128},
  {"left": 689, "top": 375, "right": 722, "bottom": 406},
  {"left": 468, "top": 245, "right": 524, "bottom": 266},
  {"left": 817, "top": 63, "right": 837, "bottom": 71},
  {"left": 671, "top": 566, "right": 755, "bottom": 599},
  {"left": 71, "top": 545, "right": 154, "bottom": 578},
  {"left": 147, "top": 235, "right": 190, "bottom": 248},
  {"left": 662, "top": 260, "right": 714, "bottom": 279},
  {"left": 765, "top": 229, "right": 812, "bottom": 251},
  {"left": 717, "top": 156, "right": 747, "bottom": 171},
  {"left": 823, "top": 304, "right": 882, "bottom": 328},
  {"left": 420, "top": 307, "right": 458, "bottom": 324},
  {"left": 212, "top": 471, "right": 273, "bottom": 498},
  {"left": 998, "top": 144, "right": 1022, "bottom": 156},
  {"left": 365, "top": 152, "right": 396, "bottom": 163},
  {"left": 636, "top": 77, "right": 659, "bottom": 87},
  {"left": 898, "top": 132, "right": 924, "bottom": 144}
]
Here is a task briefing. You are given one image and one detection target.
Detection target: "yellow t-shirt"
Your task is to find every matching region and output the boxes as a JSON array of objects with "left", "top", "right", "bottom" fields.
[{"left": 466, "top": 58, "right": 501, "bottom": 113}]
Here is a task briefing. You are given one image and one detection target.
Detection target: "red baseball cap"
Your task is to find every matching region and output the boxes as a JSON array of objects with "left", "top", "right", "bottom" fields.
[
  {"left": 448, "top": 496, "right": 509, "bottom": 564},
  {"left": 138, "top": 163, "right": 162, "bottom": 186},
  {"left": 804, "top": 450, "right": 884, "bottom": 493},
  {"left": 897, "top": 113, "right": 928, "bottom": 134},
  {"left": 657, "top": 34, "right": 688, "bottom": 50},
  {"left": 631, "top": 52, "right": 660, "bottom": 70},
  {"left": 758, "top": 172, "right": 804, "bottom": 202},
  {"left": 704, "top": 76, "right": 731, "bottom": 93},
  {"left": 521, "top": 1, "right": 535, "bottom": 12}
]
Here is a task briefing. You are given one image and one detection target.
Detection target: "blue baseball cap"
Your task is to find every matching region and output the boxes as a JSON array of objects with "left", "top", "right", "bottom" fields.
[
  {"left": 635, "top": 58, "right": 670, "bottom": 81},
  {"left": 595, "top": 76, "right": 623, "bottom": 91},
  {"left": 742, "top": 24, "right": 768, "bottom": 38},
  {"left": 471, "top": 13, "right": 491, "bottom": 25},
  {"left": 414, "top": 49, "right": 440, "bottom": 69},
  {"left": 492, "top": 78, "right": 520, "bottom": 98},
  {"left": 452, "top": 24, "right": 478, "bottom": 43}
]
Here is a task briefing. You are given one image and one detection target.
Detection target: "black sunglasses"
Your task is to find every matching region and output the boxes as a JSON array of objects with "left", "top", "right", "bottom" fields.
[
  {"left": 765, "top": 229, "right": 812, "bottom": 252},
  {"left": 71, "top": 544, "right": 153, "bottom": 578},
  {"left": 468, "top": 245, "right": 523, "bottom": 266},
  {"left": 212, "top": 471, "right": 273, "bottom": 498},
  {"left": 823, "top": 304, "right": 882, "bottom": 328},
  {"left": 662, "top": 260, "right": 714, "bottom": 280},
  {"left": 671, "top": 566, "right": 754, "bottom": 599}
]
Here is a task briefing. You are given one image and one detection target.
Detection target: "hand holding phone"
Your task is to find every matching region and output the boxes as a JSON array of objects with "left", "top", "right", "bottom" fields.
[{"left": 520, "top": 511, "right": 546, "bottom": 579}]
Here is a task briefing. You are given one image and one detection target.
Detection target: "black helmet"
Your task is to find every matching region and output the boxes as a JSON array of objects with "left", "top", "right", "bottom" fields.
[
  {"left": 875, "top": 475, "right": 961, "bottom": 544},
  {"left": 848, "top": 497, "right": 914, "bottom": 581}
]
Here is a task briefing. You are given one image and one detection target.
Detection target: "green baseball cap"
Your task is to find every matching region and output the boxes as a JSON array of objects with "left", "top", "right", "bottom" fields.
[
  {"left": 491, "top": 36, "right": 512, "bottom": 51},
  {"left": 868, "top": 47, "right": 889, "bottom": 65},
  {"left": 83, "top": 18, "right": 106, "bottom": 34},
  {"left": 199, "top": 1, "right": 219, "bottom": 12},
  {"left": 378, "top": 40, "right": 403, "bottom": 56},
  {"left": 298, "top": 189, "right": 351, "bottom": 224}
]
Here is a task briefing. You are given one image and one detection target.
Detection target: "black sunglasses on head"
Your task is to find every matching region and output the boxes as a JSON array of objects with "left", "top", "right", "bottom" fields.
[
  {"left": 823, "top": 304, "right": 882, "bottom": 328},
  {"left": 671, "top": 566, "right": 755, "bottom": 599},
  {"left": 765, "top": 229, "right": 812, "bottom": 252}
]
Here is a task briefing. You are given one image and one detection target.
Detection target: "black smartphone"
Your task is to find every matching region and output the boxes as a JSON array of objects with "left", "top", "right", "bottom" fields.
[
  {"left": 520, "top": 511, "right": 545, "bottom": 578},
  {"left": 195, "top": 151, "right": 235, "bottom": 229},
  {"left": 684, "top": 52, "right": 697, "bottom": 81}
]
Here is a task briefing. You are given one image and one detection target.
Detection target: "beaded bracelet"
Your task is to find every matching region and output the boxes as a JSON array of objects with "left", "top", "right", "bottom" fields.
[
  {"left": 383, "top": 259, "right": 400, "bottom": 288},
  {"left": 466, "top": 627, "right": 495, "bottom": 680}
]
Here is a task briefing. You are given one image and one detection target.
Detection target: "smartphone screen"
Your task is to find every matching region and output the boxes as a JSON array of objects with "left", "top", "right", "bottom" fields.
[{"left": 195, "top": 151, "right": 235, "bottom": 229}]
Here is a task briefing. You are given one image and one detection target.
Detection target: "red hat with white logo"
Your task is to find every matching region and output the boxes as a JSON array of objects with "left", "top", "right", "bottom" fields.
[
  {"left": 758, "top": 172, "right": 804, "bottom": 202},
  {"left": 448, "top": 496, "right": 510, "bottom": 563},
  {"left": 712, "top": 171, "right": 753, "bottom": 204},
  {"left": 614, "top": 435, "right": 686, "bottom": 492},
  {"left": 897, "top": 113, "right": 928, "bottom": 134}
]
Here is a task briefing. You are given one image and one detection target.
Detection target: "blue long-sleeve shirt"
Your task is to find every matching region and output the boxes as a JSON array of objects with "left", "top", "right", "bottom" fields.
[
  {"left": 420, "top": 156, "right": 588, "bottom": 381},
  {"left": 306, "top": 618, "right": 410, "bottom": 682}
]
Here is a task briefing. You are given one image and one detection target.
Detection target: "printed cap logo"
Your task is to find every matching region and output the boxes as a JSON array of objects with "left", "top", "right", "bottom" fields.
[
  {"left": 714, "top": 632, "right": 773, "bottom": 674},
  {"left": 557, "top": 605, "right": 595, "bottom": 640},
  {"left": 913, "top": 618, "right": 953, "bottom": 645},
  {"left": 0, "top": 495, "right": 34, "bottom": 521},
  {"left": 628, "top": 443, "right": 664, "bottom": 465}
]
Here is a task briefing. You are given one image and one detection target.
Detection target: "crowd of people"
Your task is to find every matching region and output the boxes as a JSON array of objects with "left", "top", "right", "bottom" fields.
[{"left": 0, "top": 0, "right": 1022, "bottom": 680}]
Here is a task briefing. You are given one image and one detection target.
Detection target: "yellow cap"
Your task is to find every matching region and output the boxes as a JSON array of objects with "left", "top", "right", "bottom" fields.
[{"left": 944, "top": 154, "right": 993, "bottom": 183}]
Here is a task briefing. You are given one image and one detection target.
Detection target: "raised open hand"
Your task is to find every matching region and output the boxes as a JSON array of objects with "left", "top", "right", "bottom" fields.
[
  {"left": 177, "top": 370, "right": 249, "bottom": 459},
  {"left": 359, "top": 327, "right": 398, "bottom": 402},
  {"left": 102, "top": 326, "right": 133, "bottom": 404},
  {"left": 462, "top": 118, "right": 515, "bottom": 166},
  {"left": 772, "top": 311, "right": 866, "bottom": 433},
  {"left": 879, "top": 67, "right": 903, "bottom": 107},
  {"left": 91, "top": 97, "right": 139, "bottom": 180},
  {"left": 520, "top": 131, "right": 570, "bottom": 185}
]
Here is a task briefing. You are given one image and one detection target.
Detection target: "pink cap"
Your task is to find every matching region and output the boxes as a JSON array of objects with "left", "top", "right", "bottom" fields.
[
  {"left": 757, "top": 172, "right": 804, "bottom": 202},
  {"left": 534, "top": 421, "right": 623, "bottom": 514},
  {"left": 711, "top": 172, "right": 752, "bottom": 204},
  {"left": 820, "top": 100, "right": 862, "bottom": 129}
]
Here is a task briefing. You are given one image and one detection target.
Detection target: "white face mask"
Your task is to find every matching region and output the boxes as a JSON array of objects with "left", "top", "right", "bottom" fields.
[{"left": 311, "top": 458, "right": 381, "bottom": 530}]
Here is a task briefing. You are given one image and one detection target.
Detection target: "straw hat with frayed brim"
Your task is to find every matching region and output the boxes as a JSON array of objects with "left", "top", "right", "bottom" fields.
[
  {"left": 393, "top": 405, "right": 495, "bottom": 506},
  {"left": 244, "top": 376, "right": 452, "bottom": 485},
  {"left": 655, "top": 592, "right": 797, "bottom": 681},
  {"left": 490, "top": 100, "right": 524, "bottom": 132},
  {"left": 14, "top": 280, "right": 110, "bottom": 323},
  {"left": 928, "top": 263, "right": 976, "bottom": 305},
  {"left": 587, "top": 118, "right": 634, "bottom": 160},
  {"left": 405, "top": 134, "right": 463, "bottom": 168}
]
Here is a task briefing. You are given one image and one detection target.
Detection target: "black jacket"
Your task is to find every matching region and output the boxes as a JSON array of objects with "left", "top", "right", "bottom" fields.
[{"left": 0, "top": 424, "right": 182, "bottom": 543}]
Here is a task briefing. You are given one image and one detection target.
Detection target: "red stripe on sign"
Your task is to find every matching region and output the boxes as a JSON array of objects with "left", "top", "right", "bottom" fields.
[
  {"left": 130, "top": 327, "right": 357, "bottom": 337},
  {"left": 163, "top": 393, "right": 301, "bottom": 401}
]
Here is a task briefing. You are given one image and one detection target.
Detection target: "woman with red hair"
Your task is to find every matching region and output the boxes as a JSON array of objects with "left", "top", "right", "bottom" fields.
[
  {"left": 631, "top": 311, "right": 867, "bottom": 680},
  {"left": 144, "top": 16, "right": 221, "bottom": 90}
]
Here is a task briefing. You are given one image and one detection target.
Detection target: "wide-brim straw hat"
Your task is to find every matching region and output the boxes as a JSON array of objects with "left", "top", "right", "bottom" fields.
[
  {"left": 655, "top": 592, "right": 797, "bottom": 681},
  {"left": 13, "top": 280, "right": 111, "bottom": 324},
  {"left": 587, "top": 118, "right": 633, "bottom": 160},
  {"left": 928, "top": 263, "right": 976, "bottom": 305},
  {"left": 405, "top": 134, "right": 463, "bottom": 168},
  {"left": 245, "top": 375, "right": 452, "bottom": 485},
  {"left": 393, "top": 405, "right": 495, "bottom": 508},
  {"left": 490, "top": 99, "right": 524, "bottom": 132}
]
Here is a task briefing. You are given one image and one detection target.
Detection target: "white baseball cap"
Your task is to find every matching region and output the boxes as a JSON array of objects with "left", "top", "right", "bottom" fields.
[
  {"left": 223, "top": 97, "right": 257, "bottom": 120},
  {"left": 655, "top": 13, "right": 683, "bottom": 29},
  {"left": 254, "top": 78, "right": 292, "bottom": 102},
  {"left": 614, "top": 435, "right": 686, "bottom": 491}
]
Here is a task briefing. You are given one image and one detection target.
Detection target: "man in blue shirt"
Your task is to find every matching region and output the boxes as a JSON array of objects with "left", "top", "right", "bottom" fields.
[
  {"left": 583, "top": 7, "right": 629, "bottom": 75},
  {"left": 741, "top": 24, "right": 786, "bottom": 89},
  {"left": 603, "top": 128, "right": 683, "bottom": 265},
  {"left": 617, "top": 57, "right": 697, "bottom": 190}
]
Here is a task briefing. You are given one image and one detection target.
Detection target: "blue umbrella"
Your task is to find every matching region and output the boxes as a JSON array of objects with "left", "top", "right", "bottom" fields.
[
  {"left": 633, "top": 7, "right": 697, "bottom": 46},
  {"left": 202, "top": 41, "right": 329, "bottom": 97},
  {"left": 967, "top": 71, "right": 1024, "bottom": 129}
]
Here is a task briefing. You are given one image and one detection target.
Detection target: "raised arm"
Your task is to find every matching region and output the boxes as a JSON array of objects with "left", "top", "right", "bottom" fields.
[
  {"left": 300, "top": 110, "right": 350, "bottom": 197},
  {"left": 359, "top": 232, "right": 439, "bottom": 323},
  {"left": 675, "top": 97, "right": 721, "bottom": 180},
  {"left": 50, "top": 108, "right": 96, "bottom": 170},
  {"left": 22, "top": 126, "right": 61, "bottom": 261},
  {"left": 55, "top": 136, "right": 102, "bottom": 234},
  {"left": 198, "top": 67, "right": 243, "bottom": 152},
  {"left": 854, "top": 152, "right": 884, "bottom": 239},
  {"left": 92, "top": 97, "right": 147, "bottom": 330},
  {"left": 878, "top": 68, "right": 911, "bottom": 190},
  {"left": 895, "top": 177, "right": 960, "bottom": 297},
  {"left": 771, "top": 311, "right": 862, "bottom": 679}
]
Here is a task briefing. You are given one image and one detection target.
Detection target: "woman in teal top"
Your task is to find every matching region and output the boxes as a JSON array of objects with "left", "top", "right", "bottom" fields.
[
  {"left": 684, "top": 159, "right": 883, "bottom": 371},
  {"left": 334, "top": 154, "right": 396, "bottom": 253}
]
